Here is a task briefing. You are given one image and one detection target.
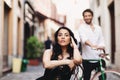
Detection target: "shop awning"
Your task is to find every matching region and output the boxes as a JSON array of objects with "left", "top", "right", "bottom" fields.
[{"left": 35, "top": 11, "right": 64, "bottom": 25}]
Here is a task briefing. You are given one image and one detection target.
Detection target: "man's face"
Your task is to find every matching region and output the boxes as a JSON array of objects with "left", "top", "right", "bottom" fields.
[{"left": 83, "top": 12, "right": 93, "bottom": 24}]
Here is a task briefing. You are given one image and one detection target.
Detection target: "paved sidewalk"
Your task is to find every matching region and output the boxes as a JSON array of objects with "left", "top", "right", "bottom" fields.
[
  {"left": 0, "top": 64, "right": 45, "bottom": 80},
  {"left": 1, "top": 64, "right": 120, "bottom": 80}
]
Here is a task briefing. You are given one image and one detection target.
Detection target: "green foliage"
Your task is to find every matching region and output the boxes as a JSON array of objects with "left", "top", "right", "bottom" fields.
[{"left": 26, "top": 36, "right": 44, "bottom": 59}]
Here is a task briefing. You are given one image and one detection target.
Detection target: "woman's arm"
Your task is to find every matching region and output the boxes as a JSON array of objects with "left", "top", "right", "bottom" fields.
[
  {"left": 71, "top": 37, "right": 82, "bottom": 65},
  {"left": 73, "top": 47, "right": 82, "bottom": 65},
  {"left": 42, "top": 49, "right": 74, "bottom": 69}
]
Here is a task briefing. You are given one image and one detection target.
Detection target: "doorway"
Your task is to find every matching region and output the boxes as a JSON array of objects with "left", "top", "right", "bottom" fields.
[{"left": 108, "top": 2, "right": 115, "bottom": 64}]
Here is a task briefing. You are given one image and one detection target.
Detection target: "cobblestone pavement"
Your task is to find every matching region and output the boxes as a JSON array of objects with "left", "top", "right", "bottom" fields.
[
  {"left": 0, "top": 63, "right": 45, "bottom": 80},
  {"left": 0, "top": 63, "right": 120, "bottom": 80}
]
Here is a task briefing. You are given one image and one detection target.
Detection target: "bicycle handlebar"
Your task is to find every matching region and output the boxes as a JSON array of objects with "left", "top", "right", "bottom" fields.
[{"left": 91, "top": 49, "right": 110, "bottom": 61}]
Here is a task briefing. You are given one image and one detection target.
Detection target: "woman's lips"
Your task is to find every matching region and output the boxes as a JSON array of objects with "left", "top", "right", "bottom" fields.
[{"left": 60, "top": 40, "right": 65, "bottom": 43}]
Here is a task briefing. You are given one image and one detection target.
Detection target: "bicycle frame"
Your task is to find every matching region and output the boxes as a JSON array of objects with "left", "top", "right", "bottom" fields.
[
  {"left": 79, "top": 59, "right": 106, "bottom": 80},
  {"left": 78, "top": 49, "right": 110, "bottom": 80}
]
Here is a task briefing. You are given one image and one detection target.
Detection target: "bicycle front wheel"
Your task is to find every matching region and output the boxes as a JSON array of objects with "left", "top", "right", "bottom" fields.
[{"left": 92, "top": 70, "right": 120, "bottom": 80}]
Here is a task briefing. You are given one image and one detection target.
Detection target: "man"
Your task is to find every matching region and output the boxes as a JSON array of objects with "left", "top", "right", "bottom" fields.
[
  {"left": 44, "top": 36, "right": 52, "bottom": 49},
  {"left": 78, "top": 9, "right": 106, "bottom": 80}
]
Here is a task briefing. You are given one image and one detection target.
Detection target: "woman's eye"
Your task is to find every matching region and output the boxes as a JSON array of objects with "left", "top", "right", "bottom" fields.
[
  {"left": 65, "top": 35, "right": 68, "bottom": 37},
  {"left": 58, "top": 34, "right": 62, "bottom": 36},
  {"left": 65, "top": 34, "right": 70, "bottom": 37}
]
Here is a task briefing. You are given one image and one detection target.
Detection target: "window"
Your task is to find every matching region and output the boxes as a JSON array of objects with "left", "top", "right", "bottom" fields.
[
  {"left": 98, "top": 17, "right": 101, "bottom": 26},
  {"left": 97, "top": 0, "right": 100, "bottom": 6}
]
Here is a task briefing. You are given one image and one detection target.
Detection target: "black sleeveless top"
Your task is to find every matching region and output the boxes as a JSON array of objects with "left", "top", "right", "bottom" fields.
[{"left": 43, "top": 57, "right": 73, "bottom": 80}]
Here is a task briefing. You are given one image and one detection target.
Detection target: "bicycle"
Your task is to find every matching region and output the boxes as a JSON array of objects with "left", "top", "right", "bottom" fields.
[{"left": 76, "top": 51, "right": 120, "bottom": 80}]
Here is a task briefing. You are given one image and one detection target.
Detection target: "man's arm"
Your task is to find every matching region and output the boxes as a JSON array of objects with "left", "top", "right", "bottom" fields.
[{"left": 85, "top": 40, "right": 98, "bottom": 49}]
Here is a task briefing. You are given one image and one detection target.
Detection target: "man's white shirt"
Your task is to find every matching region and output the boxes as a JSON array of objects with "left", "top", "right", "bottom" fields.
[{"left": 79, "top": 23, "right": 105, "bottom": 60}]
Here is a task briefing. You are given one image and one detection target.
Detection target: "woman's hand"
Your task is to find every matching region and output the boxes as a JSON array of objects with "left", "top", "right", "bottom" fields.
[
  {"left": 70, "top": 37, "right": 78, "bottom": 48},
  {"left": 67, "top": 59, "right": 75, "bottom": 70}
]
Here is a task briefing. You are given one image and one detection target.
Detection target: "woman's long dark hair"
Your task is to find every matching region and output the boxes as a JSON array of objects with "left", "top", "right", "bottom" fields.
[{"left": 51, "top": 27, "right": 77, "bottom": 60}]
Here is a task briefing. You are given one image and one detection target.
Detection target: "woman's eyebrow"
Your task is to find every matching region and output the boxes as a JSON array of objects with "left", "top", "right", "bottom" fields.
[
  {"left": 65, "top": 33, "right": 70, "bottom": 35},
  {"left": 58, "top": 32, "right": 69, "bottom": 35}
]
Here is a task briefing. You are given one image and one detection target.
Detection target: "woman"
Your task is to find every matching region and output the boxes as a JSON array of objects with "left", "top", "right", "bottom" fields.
[{"left": 36, "top": 27, "right": 82, "bottom": 80}]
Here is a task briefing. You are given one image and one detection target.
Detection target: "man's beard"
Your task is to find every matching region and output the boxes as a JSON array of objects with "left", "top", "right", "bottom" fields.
[
  {"left": 85, "top": 21, "right": 91, "bottom": 24},
  {"left": 84, "top": 19, "right": 92, "bottom": 24}
]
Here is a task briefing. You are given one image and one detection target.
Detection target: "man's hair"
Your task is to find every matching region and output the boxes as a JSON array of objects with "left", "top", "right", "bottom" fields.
[{"left": 82, "top": 9, "right": 94, "bottom": 16}]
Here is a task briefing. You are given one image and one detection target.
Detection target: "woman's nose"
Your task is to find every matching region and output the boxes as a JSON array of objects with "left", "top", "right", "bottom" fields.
[{"left": 61, "top": 35, "right": 65, "bottom": 39}]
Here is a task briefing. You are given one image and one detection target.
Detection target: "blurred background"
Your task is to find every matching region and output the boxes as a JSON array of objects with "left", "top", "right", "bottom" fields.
[{"left": 0, "top": 0, "right": 120, "bottom": 79}]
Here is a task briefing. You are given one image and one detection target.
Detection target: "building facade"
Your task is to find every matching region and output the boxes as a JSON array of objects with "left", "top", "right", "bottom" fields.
[
  {"left": 0, "top": 0, "right": 64, "bottom": 76},
  {"left": 0, "top": 0, "right": 24, "bottom": 76},
  {"left": 0, "top": 0, "right": 4, "bottom": 77}
]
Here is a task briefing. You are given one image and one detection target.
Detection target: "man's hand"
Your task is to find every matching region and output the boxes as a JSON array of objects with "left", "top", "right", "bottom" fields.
[
  {"left": 91, "top": 45, "right": 98, "bottom": 50},
  {"left": 91, "top": 45, "right": 105, "bottom": 50}
]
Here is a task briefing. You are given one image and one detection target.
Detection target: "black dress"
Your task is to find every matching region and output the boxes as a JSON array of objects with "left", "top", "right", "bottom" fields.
[
  {"left": 44, "top": 65, "right": 72, "bottom": 80},
  {"left": 36, "top": 57, "right": 73, "bottom": 80}
]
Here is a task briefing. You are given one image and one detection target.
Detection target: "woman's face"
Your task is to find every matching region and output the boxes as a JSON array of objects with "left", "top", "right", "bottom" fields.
[{"left": 57, "top": 29, "right": 71, "bottom": 47}]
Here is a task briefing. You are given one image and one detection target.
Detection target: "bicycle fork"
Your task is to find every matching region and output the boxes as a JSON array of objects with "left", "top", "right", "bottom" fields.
[{"left": 100, "top": 59, "right": 105, "bottom": 80}]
